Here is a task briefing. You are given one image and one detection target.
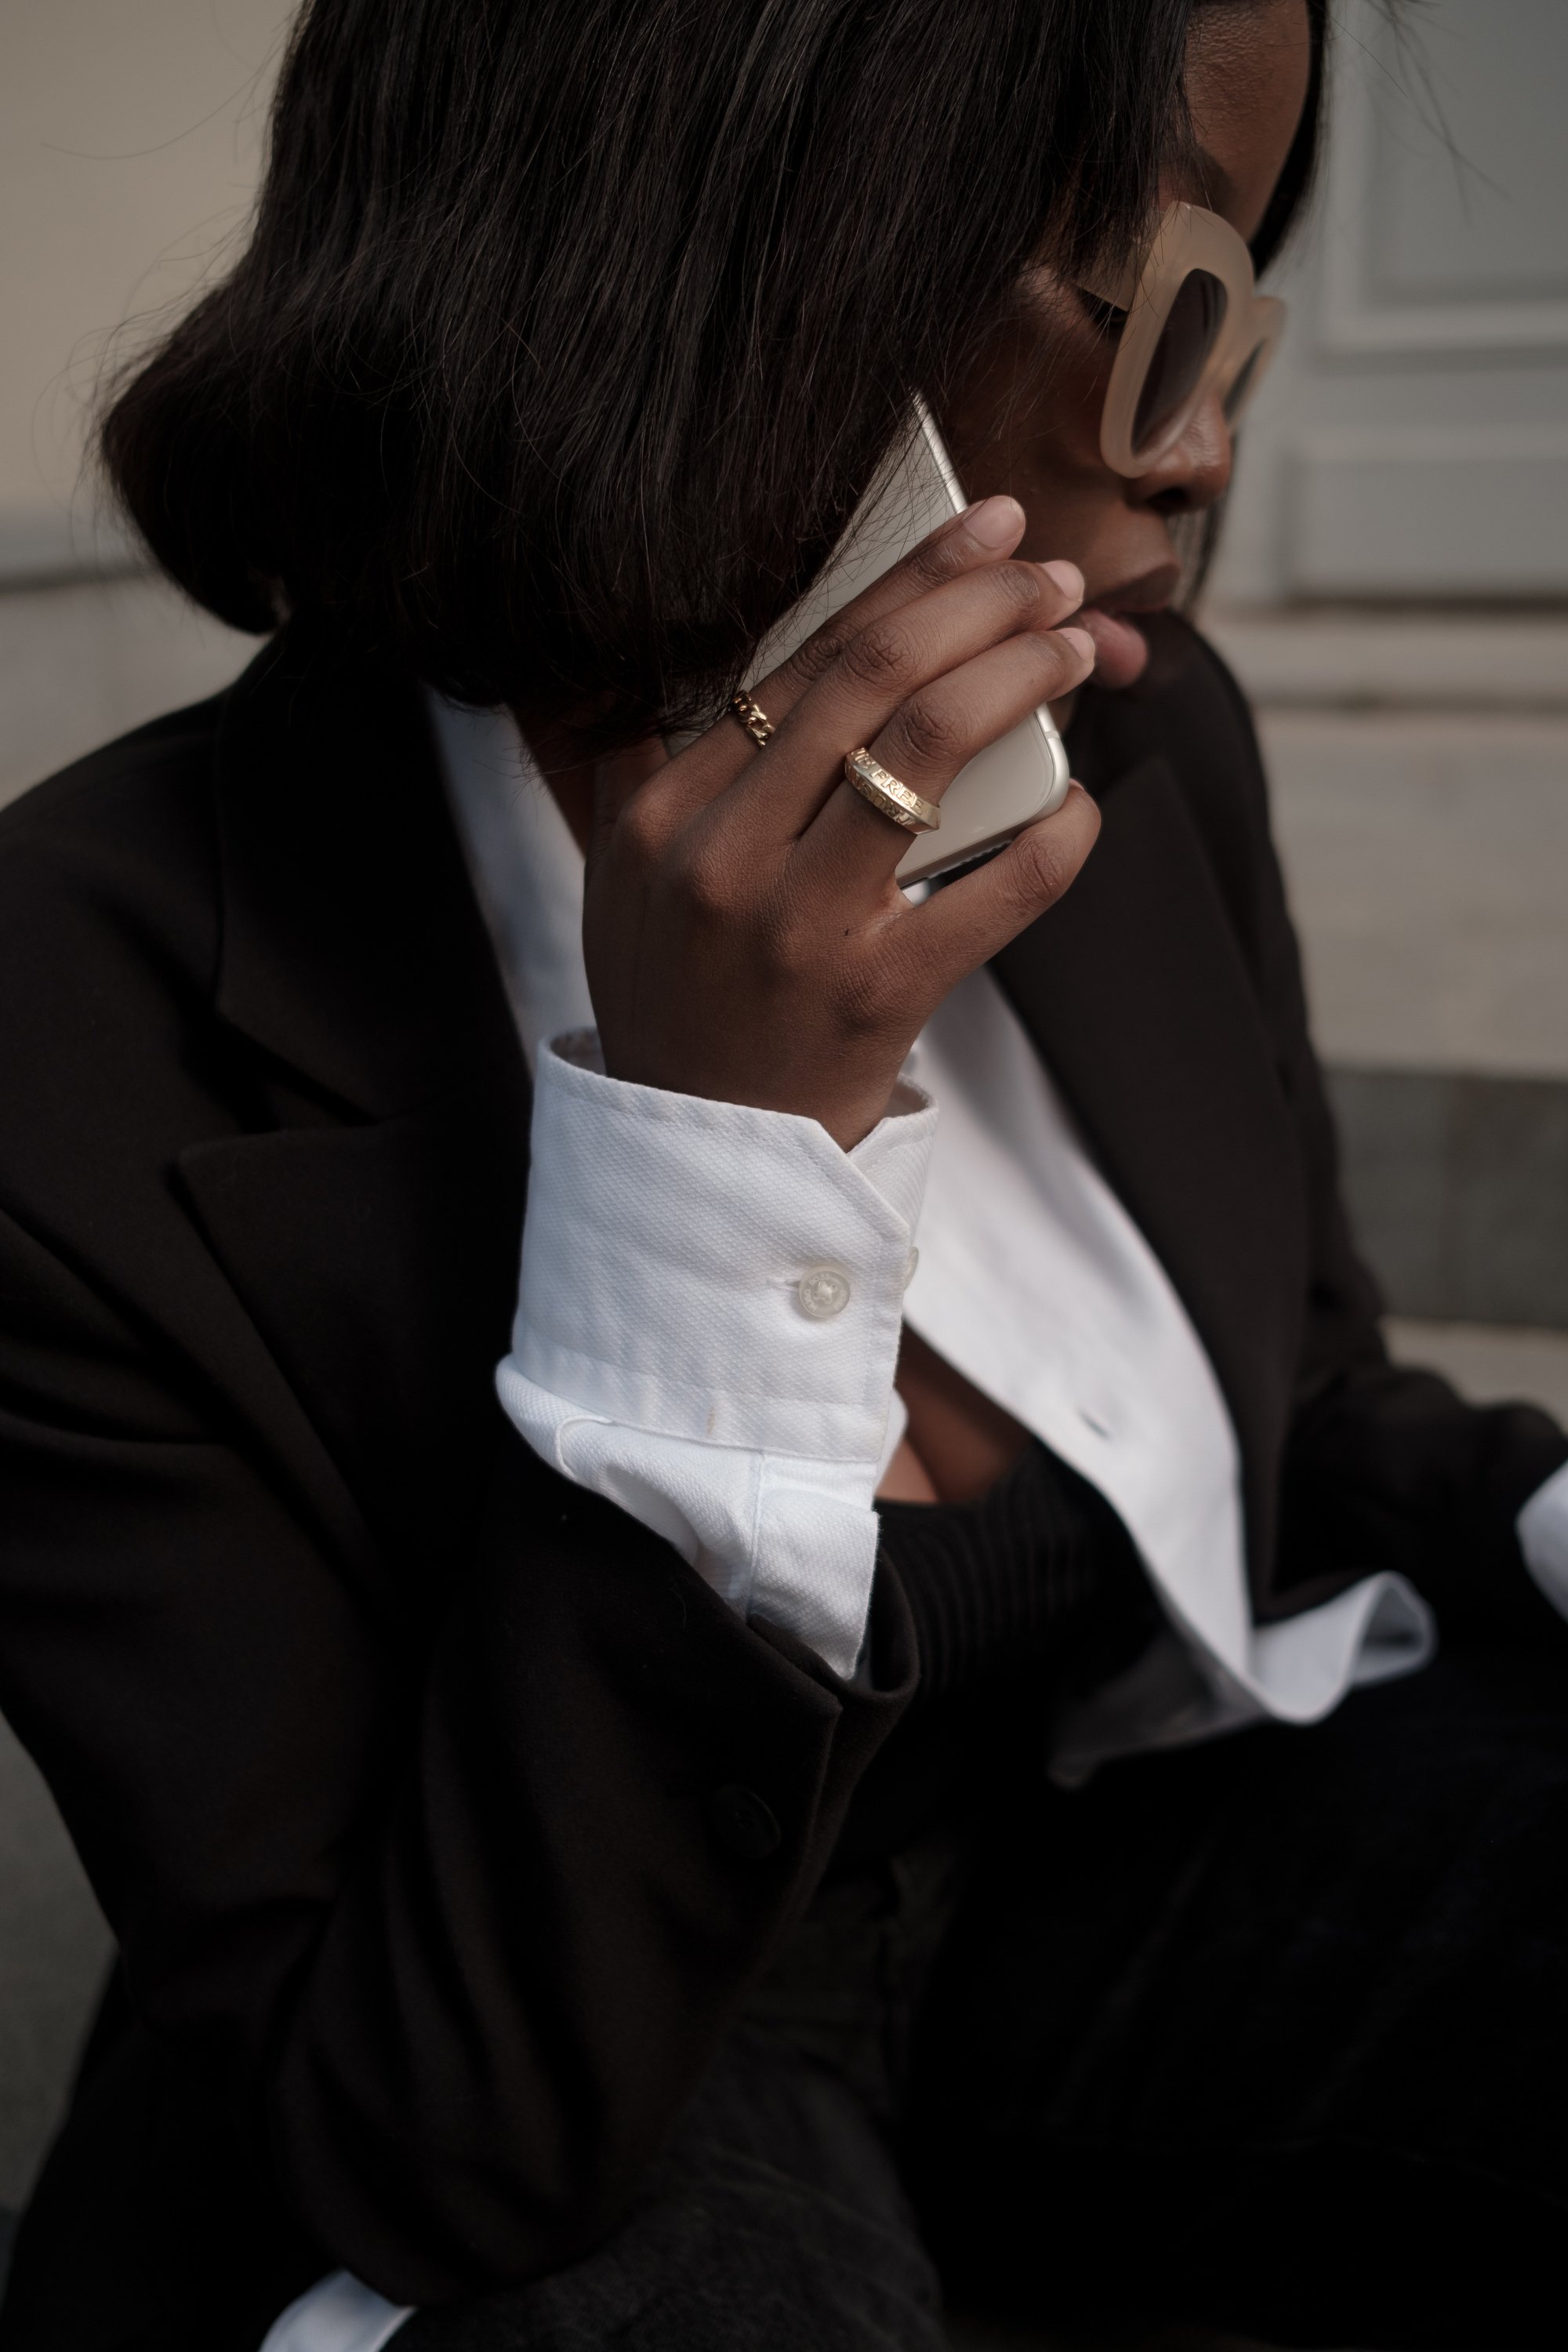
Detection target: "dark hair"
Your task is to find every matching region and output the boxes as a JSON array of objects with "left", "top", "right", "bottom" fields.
[
  {"left": 100, "top": 0, "right": 1327, "bottom": 739},
  {"left": 1250, "top": 0, "right": 1329, "bottom": 279}
]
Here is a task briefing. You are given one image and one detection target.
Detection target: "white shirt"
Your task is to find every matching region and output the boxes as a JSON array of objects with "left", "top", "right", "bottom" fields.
[{"left": 265, "top": 695, "right": 1568, "bottom": 2352}]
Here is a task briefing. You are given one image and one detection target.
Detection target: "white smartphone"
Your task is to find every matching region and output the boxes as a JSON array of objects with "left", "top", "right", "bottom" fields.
[{"left": 746, "top": 397, "right": 1072, "bottom": 887}]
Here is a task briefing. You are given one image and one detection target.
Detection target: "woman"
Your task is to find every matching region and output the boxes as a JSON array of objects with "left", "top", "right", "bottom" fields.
[{"left": 2, "top": 2, "right": 1566, "bottom": 2347}]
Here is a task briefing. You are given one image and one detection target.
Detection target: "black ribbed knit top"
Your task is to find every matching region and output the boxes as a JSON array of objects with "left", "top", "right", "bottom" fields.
[{"left": 833, "top": 1441, "right": 1162, "bottom": 1866}]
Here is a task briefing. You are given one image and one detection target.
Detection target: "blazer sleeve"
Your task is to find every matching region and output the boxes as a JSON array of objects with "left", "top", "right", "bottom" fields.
[
  {"left": 0, "top": 1200, "right": 916, "bottom": 2307},
  {"left": 1190, "top": 636, "right": 1568, "bottom": 1639}
]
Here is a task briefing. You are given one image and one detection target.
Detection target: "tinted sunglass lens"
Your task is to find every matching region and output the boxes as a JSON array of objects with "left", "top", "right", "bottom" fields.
[{"left": 1133, "top": 269, "right": 1227, "bottom": 456}]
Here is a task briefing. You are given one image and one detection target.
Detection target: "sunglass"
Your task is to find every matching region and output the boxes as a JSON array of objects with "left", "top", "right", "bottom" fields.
[{"left": 1085, "top": 202, "right": 1286, "bottom": 478}]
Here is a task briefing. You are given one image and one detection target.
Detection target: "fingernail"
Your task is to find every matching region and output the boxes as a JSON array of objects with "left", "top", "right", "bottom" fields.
[
  {"left": 1059, "top": 626, "right": 1096, "bottom": 663},
  {"left": 1040, "top": 559, "right": 1084, "bottom": 604},
  {"left": 964, "top": 495, "right": 1025, "bottom": 548}
]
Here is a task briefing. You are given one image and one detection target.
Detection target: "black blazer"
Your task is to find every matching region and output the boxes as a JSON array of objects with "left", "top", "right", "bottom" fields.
[{"left": 0, "top": 622, "right": 1562, "bottom": 2351}]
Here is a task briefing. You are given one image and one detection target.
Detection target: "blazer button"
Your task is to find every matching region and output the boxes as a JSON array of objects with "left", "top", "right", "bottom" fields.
[{"left": 706, "top": 1783, "right": 782, "bottom": 1861}]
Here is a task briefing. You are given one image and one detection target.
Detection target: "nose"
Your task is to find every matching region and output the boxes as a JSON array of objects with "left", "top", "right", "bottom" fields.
[{"left": 1127, "top": 389, "right": 1234, "bottom": 517}]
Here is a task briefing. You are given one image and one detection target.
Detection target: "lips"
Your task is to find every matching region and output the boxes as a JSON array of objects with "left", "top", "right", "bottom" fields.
[{"left": 1075, "top": 604, "right": 1151, "bottom": 688}]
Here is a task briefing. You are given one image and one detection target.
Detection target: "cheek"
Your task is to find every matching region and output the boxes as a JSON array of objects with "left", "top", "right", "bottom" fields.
[
  {"left": 938, "top": 307, "right": 1179, "bottom": 586},
  {"left": 942, "top": 311, "right": 1109, "bottom": 502},
  {"left": 942, "top": 379, "right": 1130, "bottom": 575},
  {"left": 1011, "top": 478, "right": 1147, "bottom": 590}
]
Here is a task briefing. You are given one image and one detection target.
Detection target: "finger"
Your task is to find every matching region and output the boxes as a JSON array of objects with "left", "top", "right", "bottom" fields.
[
  {"left": 887, "top": 783, "right": 1102, "bottom": 994},
  {"left": 649, "top": 495, "right": 1062, "bottom": 821},
  {"left": 792, "top": 622, "right": 1094, "bottom": 887},
  {"left": 719, "top": 556, "right": 1089, "bottom": 851},
  {"left": 755, "top": 494, "right": 1040, "bottom": 724}
]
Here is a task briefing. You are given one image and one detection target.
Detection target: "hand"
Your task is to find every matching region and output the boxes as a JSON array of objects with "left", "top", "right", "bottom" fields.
[{"left": 582, "top": 496, "right": 1099, "bottom": 1150}]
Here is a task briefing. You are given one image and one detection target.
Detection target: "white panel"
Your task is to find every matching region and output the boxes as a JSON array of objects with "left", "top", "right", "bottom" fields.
[
  {"left": 1261, "top": 710, "right": 1568, "bottom": 1078},
  {"left": 1370, "top": 0, "right": 1568, "bottom": 307},
  {"left": 1321, "top": 0, "right": 1568, "bottom": 357},
  {"left": 1286, "top": 425, "right": 1568, "bottom": 595},
  {"left": 1217, "top": 2, "right": 1568, "bottom": 602}
]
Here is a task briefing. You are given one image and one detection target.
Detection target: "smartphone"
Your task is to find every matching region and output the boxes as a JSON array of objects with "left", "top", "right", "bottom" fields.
[{"left": 746, "top": 397, "right": 1072, "bottom": 887}]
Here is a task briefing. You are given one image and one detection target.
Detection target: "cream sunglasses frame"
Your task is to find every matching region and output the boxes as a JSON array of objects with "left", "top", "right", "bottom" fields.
[{"left": 1094, "top": 201, "right": 1286, "bottom": 478}]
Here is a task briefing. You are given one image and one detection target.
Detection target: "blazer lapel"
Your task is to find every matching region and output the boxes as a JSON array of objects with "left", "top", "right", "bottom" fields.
[
  {"left": 177, "top": 631, "right": 532, "bottom": 1589},
  {"left": 994, "top": 752, "right": 1308, "bottom": 1601},
  {"left": 209, "top": 627, "right": 525, "bottom": 1120},
  {"left": 179, "top": 1091, "right": 528, "bottom": 1588}
]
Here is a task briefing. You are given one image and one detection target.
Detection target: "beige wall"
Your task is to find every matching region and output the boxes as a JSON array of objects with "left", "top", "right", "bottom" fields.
[{"left": 0, "top": 0, "right": 294, "bottom": 573}]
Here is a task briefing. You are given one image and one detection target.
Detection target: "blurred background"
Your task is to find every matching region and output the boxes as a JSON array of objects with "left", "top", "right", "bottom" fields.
[{"left": 2, "top": 0, "right": 1566, "bottom": 2259}]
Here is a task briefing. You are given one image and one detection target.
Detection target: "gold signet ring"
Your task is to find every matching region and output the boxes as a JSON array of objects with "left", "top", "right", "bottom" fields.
[
  {"left": 842, "top": 748, "right": 941, "bottom": 834},
  {"left": 729, "top": 690, "right": 775, "bottom": 748}
]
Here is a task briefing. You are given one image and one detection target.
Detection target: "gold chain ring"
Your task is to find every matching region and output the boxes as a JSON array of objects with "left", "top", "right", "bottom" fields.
[{"left": 728, "top": 690, "right": 775, "bottom": 748}]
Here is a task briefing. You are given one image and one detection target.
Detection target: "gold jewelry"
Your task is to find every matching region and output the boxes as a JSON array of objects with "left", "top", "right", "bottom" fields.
[
  {"left": 729, "top": 689, "right": 775, "bottom": 748},
  {"left": 842, "top": 747, "right": 941, "bottom": 835}
]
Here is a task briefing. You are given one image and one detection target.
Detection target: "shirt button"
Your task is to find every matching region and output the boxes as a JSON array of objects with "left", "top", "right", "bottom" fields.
[
  {"left": 706, "top": 1784, "right": 782, "bottom": 1861},
  {"left": 797, "top": 1265, "right": 851, "bottom": 1320}
]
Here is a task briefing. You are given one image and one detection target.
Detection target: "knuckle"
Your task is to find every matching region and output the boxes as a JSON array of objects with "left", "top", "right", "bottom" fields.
[
  {"left": 670, "top": 837, "right": 740, "bottom": 921},
  {"left": 1010, "top": 822, "right": 1076, "bottom": 909},
  {"left": 904, "top": 528, "right": 965, "bottom": 591},
  {"left": 893, "top": 691, "right": 965, "bottom": 771},
  {"left": 782, "top": 619, "right": 851, "bottom": 692},
  {"left": 1021, "top": 637, "right": 1069, "bottom": 696},
  {"left": 616, "top": 793, "right": 665, "bottom": 865},
  {"left": 840, "top": 615, "right": 916, "bottom": 695},
  {"left": 991, "top": 561, "right": 1043, "bottom": 620},
  {"left": 1005, "top": 630, "right": 1080, "bottom": 707}
]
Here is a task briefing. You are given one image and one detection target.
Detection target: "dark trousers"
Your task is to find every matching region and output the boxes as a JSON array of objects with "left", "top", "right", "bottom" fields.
[{"left": 397, "top": 1646, "right": 1568, "bottom": 2352}]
